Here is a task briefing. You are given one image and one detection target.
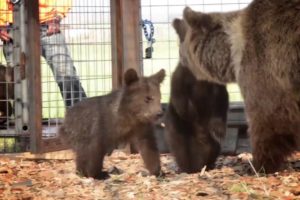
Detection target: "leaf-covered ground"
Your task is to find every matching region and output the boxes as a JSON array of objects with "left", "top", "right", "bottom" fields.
[{"left": 0, "top": 151, "right": 299, "bottom": 200}]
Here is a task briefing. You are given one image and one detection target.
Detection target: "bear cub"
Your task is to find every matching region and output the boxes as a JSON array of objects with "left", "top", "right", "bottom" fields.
[
  {"left": 59, "top": 68, "right": 166, "bottom": 179},
  {"left": 166, "top": 63, "right": 229, "bottom": 173},
  {"left": 165, "top": 19, "right": 229, "bottom": 173}
]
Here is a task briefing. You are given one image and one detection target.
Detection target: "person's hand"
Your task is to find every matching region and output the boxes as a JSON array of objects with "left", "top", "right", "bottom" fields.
[{"left": 0, "top": 29, "right": 11, "bottom": 42}]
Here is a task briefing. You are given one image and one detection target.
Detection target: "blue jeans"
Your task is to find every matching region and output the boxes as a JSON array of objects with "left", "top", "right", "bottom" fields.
[{"left": 3, "top": 25, "right": 86, "bottom": 107}]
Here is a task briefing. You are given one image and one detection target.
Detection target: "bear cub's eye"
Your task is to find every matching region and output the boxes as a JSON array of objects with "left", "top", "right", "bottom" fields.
[{"left": 145, "top": 96, "right": 154, "bottom": 103}]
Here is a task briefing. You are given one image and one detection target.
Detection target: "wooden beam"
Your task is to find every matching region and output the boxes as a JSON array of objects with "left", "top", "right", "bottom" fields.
[
  {"left": 12, "top": 1, "right": 23, "bottom": 135},
  {"left": 110, "top": 0, "right": 122, "bottom": 89},
  {"left": 24, "top": 0, "right": 42, "bottom": 153},
  {"left": 110, "top": 0, "right": 142, "bottom": 89},
  {"left": 2, "top": 150, "right": 74, "bottom": 160},
  {"left": 41, "top": 137, "right": 69, "bottom": 153},
  {"left": 120, "top": 0, "right": 142, "bottom": 75}
]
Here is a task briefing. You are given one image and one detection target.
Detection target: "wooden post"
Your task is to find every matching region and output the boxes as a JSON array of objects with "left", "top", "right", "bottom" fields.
[
  {"left": 111, "top": 0, "right": 142, "bottom": 89},
  {"left": 12, "top": 1, "right": 23, "bottom": 137},
  {"left": 111, "top": 0, "right": 142, "bottom": 154},
  {"left": 23, "top": 0, "right": 42, "bottom": 153}
]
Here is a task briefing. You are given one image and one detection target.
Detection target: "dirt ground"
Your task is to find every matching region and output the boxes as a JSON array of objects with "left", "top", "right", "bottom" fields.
[{"left": 0, "top": 151, "right": 299, "bottom": 200}]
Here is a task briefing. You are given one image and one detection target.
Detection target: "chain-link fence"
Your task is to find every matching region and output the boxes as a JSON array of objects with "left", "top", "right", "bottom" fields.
[{"left": 141, "top": 0, "right": 251, "bottom": 102}]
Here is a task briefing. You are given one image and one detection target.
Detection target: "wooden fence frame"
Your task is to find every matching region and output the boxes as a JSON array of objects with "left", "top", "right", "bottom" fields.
[{"left": 19, "top": 0, "right": 142, "bottom": 153}]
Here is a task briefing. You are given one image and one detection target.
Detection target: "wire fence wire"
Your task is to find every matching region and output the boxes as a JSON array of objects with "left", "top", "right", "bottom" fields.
[
  {"left": 40, "top": 0, "right": 111, "bottom": 137},
  {"left": 0, "top": 20, "right": 18, "bottom": 152},
  {"left": 141, "top": 0, "right": 251, "bottom": 103},
  {"left": 0, "top": 0, "right": 112, "bottom": 151}
]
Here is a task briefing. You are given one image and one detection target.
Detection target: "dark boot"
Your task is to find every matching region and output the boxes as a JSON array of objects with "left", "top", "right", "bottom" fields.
[
  {"left": 0, "top": 101, "right": 13, "bottom": 126},
  {"left": 57, "top": 76, "right": 87, "bottom": 108}
]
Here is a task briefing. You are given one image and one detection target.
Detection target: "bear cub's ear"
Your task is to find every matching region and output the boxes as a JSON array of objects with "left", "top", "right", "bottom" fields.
[
  {"left": 149, "top": 69, "right": 166, "bottom": 84},
  {"left": 124, "top": 68, "right": 139, "bottom": 86},
  {"left": 172, "top": 18, "right": 187, "bottom": 43},
  {"left": 183, "top": 7, "right": 215, "bottom": 32}
]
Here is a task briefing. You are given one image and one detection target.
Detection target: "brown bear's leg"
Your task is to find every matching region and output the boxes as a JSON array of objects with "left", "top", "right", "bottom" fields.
[
  {"left": 78, "top": 135, "right": 108, "bottom": 180},
  {"left": 238, "top": 68, "right": 298, "bottom": 173},
  {"left": 134, "top": 126, "right": 161, "bottom": 176},
  {"left": 75, "top": 149, "right": 88, "bottom": 177},
  {"left": 87, "top": 156, "right": 108, "bottom": 180},
  {"left": 249, "top": 113, "right": 298, "bottom": 173},
  {"left": 189, "top": 136, "right": 221, "bottom": 172},
  {"left": 187, "top": 124, "right": 222, "bottom": 173},
  {"left": 187, "top": 136, "right": 207, "bottom": 173},
  {"left": 165, "top": 117, "right": 192, "bottom": 173},
  {"left": 75, "top": 143, "right": 108, "bottom": 179},
  {"left": 251, "top": 130, "right": 296, "bottom": 173}
]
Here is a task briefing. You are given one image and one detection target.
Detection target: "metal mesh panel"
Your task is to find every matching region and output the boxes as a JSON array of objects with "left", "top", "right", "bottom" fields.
[
  {"left": 0, "top": 0, "right": 111, "bottom": 152},
  {"left": 141, "top": 0, "right": 251, "bottom": 102},
  {"left": 0, "top": 18, "right": 22, "bottom": 152},
  {"left": 40, "top": 0, "right": 111, "bottom": 137}
]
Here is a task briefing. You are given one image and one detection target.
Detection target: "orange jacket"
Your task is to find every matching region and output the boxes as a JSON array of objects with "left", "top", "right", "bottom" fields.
[
  {"left": 0, "top": 0, "right": 12, "bottom": 26},
  {"left": 0, "top": 0, "right": 72, "bottom": 26}
]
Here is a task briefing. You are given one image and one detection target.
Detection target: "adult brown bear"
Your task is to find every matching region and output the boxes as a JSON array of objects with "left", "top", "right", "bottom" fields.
[{"left": 175, "top": 1, "right": 300, "bottom": 173}]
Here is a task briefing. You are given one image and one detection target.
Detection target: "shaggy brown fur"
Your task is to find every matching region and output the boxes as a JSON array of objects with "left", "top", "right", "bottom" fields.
[
  {"left": 239, "top": 0, "right": 300, "bottom": 173},
  {"left": 165, "top": 19, "right": 229, "bottom": 173},
  {"left": 165, "top": 62, "right": 229, "bottom": 173},
  {"left": 0, "top": 64, "right": 14, "bottom": 125},
  {"left": 175, "top": 2, "right": 300, "bottom": 173},
  {"left": 59, "top": 68, "right": 165, "bottom": 179},
  {"left": 179, "top": 9, "right": 241, "bottom": 84}
]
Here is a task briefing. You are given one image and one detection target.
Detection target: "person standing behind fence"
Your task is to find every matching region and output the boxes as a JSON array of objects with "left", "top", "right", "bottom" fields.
[{"left": 0, "top": 0, "right": 87, "bottom": 107}]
